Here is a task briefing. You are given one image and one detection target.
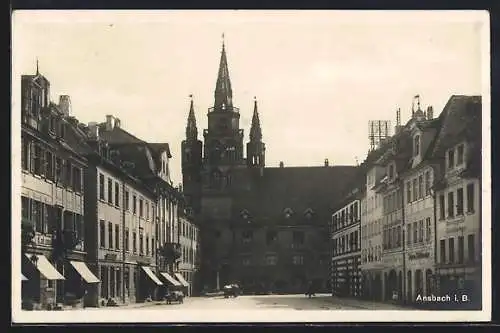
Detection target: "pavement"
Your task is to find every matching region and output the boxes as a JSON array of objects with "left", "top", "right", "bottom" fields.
[{"left": 94, "top": 294, "right": 411, "bottom": 311}]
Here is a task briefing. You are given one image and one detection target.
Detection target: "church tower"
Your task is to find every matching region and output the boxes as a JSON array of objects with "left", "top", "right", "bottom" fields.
[
  {"left": 246, "top": 97, "right": 265, "bottom": 169},
  {"left": 181, "top": 95, "right": 203, "bottom": 213},
  {"left": 202, "top": 36, "right": 246, "bottom": 190}
]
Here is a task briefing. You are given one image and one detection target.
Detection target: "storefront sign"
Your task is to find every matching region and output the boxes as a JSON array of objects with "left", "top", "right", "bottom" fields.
[
  {"left": 105, "top": 253, "right": 118, "bottom": 261},
  {"left": 409, "top": 251, "right": 430, "bottom": 260},
  {"left": 34, "top": 234, "right": 53, "bottom": 246}
]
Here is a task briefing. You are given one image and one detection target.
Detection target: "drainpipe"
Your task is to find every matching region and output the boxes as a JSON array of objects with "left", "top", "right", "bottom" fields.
[
  {"left": 401, "top": 177, "right": 407, "bottom": 305},
  {"left": 431, "top": 183, "right": 438, "bottom": 297},
  {"left": 121, "top": 180, "right": 126, "bottom": 304}
]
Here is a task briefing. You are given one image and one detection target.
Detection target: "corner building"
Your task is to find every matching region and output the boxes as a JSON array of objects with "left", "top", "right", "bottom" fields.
[
  {"left": 20, "top": 69, "right": 99, "bottom": 310},
  {"left": 182, "top": 41, "right": 357, "bottom": 293}
]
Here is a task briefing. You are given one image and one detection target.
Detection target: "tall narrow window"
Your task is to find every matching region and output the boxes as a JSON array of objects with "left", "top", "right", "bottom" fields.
[
  {"left": 439, "top": 195, "right": 445, "bottom": 220},
  {"left": 418, "top": 220, "right": 424, "bottom": 242},
  {"left": 72, "top": 166, "right": 81, "bottom": 192},
  {"left": 107, "top": 179, "right": 113, "bottom": 204},
  {"left": 108, "top": 222, "right": 113, "bottom": 249},
  {"left": 413, "top": 222, "right": 418, "bottom": 244},
  {"left": 448, "top": 192, "right": 455, "bottom": 217},
  {"left": 22, "top": 138, "right": 30, "bottom": 171},
  {"left": 64, "top": 160, "right": 72, "bottom": 186},
  {"left": 425, "top": 171, "right": 431, "bottom": 196},
  {"left": 45, "top": 151, "right": 54, "bottom": 180},
  {"left": 449, "top": 237, "right": 455, "bottom": 263},
  {"left": 125, "top": 190, "right": 130, "bottom": 210},
  {"left": 440, "top": 239, "right": 446, "bottom": 263},
  {"left": 458, "top": 236, "right": 464, "bottom": 263},
  {"left": 139, "top": 199, "right": 144, "bottom": 217},
  {"left": 125, "top": 228, "right": 129, "bottom": 252},
  {"left": 412, "top": 179, "right": 418, "bottom": 202},
  {"left": 426, "top": 217, "right": 431, "bottom": 241},
  {"left": 407, "top": 182, "right": 412, "bottom": 203},
  {"left": 467, "top": 183, "right": 475, "bottom": 213},
  {"left": 99, "top": 174, "right": 105, "bottom": 200},
  {"left": 115, "top": 182, "right": 120, "bottom": 206},
  {"left": 457, "top": 144, "right": 464, "bottom": 165},
  {"left": 448, "top": 149, "right": 455, "bottom": 169},
  {"left": 33, "top": 145, "right": 42, "bottom": 175},
  {"left": 407, "top": 224, "right": 411, "bottom": 245},
  {"left": 467, "top": 234, "right": 475, "bottom": 263},
  {"left": 99, "top": 220, "right": 105, "bottom": 247},
  {"left": 133, "top": 195, "right": 137, "bottom": 214},
  {"left": 418, "top": 175, "right": 423, "bottom": 199},
  {"left": 139, "top": 234, "right": 144, "bottom": 254},
  {"left": 115, "top": 225, "right": 120, "bottom": 250},
  {"left": 457, "top": 188, "right": 464, "bottom": 215},
  {"left": 133, "top": 232, "right": 137, "bottom": 253}
]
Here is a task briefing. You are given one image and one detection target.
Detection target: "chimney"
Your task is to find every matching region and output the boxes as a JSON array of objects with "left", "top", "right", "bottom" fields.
[
  {"left": 58, "top": 95, "right": 72, "bottom": 116},
  {"left": 426, "top": 106, "right": 434, "bottom": 120},
  {"left": 105, "top": 115, "right": 115, "bottom": 131},
  {"left": 88, "top": 122, "right": 99, "bottom": 139},
  {"left": 115, "top": 118, "right": 121, "bottom": 128},
  {"left": 279, "top": 161, "right": 284, "bottom": 168},
  {"left": 324, "top": 158, "right": 329, "bottom": 167}
]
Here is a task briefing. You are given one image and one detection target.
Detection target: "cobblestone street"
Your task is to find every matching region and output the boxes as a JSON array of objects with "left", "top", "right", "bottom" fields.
[{"left": 99, "top": 294, "right": 409, "bottom": 311}]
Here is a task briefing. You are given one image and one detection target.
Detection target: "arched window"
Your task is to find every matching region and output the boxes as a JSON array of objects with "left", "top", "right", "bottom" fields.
[{"left": 284, "top": 208, "right": 293, "bottom": 219}]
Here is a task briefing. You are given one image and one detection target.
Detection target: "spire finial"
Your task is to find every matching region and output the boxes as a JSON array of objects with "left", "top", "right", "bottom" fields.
[
  {"left": 222, "top": 33, "right": 225, "bottom": 49},
  {"left": 36, "top": 57, "right": 39, "bottom": 75}
]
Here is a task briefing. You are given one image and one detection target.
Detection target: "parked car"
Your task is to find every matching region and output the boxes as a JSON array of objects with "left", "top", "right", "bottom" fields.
[
  {"left": 223, "top": 284, "right": 240, "bottom": 298},
  {"left": 165, "top": 290, "right": 184, "bottom": 304}
]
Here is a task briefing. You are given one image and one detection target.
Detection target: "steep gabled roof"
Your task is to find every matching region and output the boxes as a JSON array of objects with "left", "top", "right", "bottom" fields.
[
  {"left": 231, "top": 165, "right": 358, "bottom": 226},
  {"left": 430, "top": 95, "right": 481, "bottom": 160}
]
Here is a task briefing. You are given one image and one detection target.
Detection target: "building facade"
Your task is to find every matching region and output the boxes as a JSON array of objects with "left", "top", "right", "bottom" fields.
[
  {"left": 177, "top": 202, "right": 201, "bottom": 296},
  {"left": 182, "top": 41, "right": 357, "bottom": 293},
  {"left": 80, "top": 122, "right": 161, "bottom": 307},
  {"left": 20, "top": 69, "right": 99, "bottom": 310},
  {"left": 400, "top": 107, "right": 439, "bottom": 304},
  {"left": 360, "top": 163, "right": 385, "bottom": 301},
  {"left": 373, "top": 130, "right": 412, "bottom": 302},
  {"left": 331, "top": 192, "right": 362, "bottom": 298},
  {"left": 433, "top": 95, "right": 482, "bottom": 309}
]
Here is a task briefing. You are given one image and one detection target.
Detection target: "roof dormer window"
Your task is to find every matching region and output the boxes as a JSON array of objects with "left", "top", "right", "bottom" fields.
[
  {"left": 447, "top": 148, "right": 455, "bottom": 169},
  {"left": 413, "top": 135, "right": 420, "bottom": 157},
  {"left": 457, "top": 143, "right": 465, "bottom": 165},
  {"left": 388, "top": 164, "right": 394, "bottom": 180}
]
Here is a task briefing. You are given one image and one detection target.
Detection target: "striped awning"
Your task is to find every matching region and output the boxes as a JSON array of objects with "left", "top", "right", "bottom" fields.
[
  {"left": 25, "top": 253, "right": 65, "bottom": 280},
  {"left": 141, "top": 266, "right": 163, "bottom": 285},
  {"left": 174, "top": 273, "right": 190, "bottom": 287},
  {"left": 160, "top": 272, "right": 182, "bottom": 287}
]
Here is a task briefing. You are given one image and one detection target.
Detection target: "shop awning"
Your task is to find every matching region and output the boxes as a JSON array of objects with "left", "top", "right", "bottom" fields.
[
  {"left": 160, "top": 272, "right": 182, "bottom": 287},
  {"left": 21, "top": 274, "right": 28, "bottom": 281},
  {"left": 141, "top": 266, "right": 163, "bottom": 285},
  {"left": 25, "top": 253, "right": 65, "bottom": 280},
  {"left": 174, "top": 273, "right": 190, "bottom": 287},
  {"left": 70, "top": 261, "right": 100, "bottom": 283}
]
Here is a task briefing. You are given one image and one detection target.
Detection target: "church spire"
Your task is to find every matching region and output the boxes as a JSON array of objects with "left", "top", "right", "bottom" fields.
[
  {"left": 214, "top": 33, "right": 233, "bottom": 110},
  {"left": 250, "top": 97, "right": 262, "bottom": 142},
  {"left": 186, "top": 94, "right": 198, "bottom": 140}
]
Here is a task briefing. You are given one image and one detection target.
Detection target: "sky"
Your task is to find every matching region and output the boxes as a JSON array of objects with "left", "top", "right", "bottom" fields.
[{"left": 12, "top": 10, "right": 486, "bottom": 185}]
